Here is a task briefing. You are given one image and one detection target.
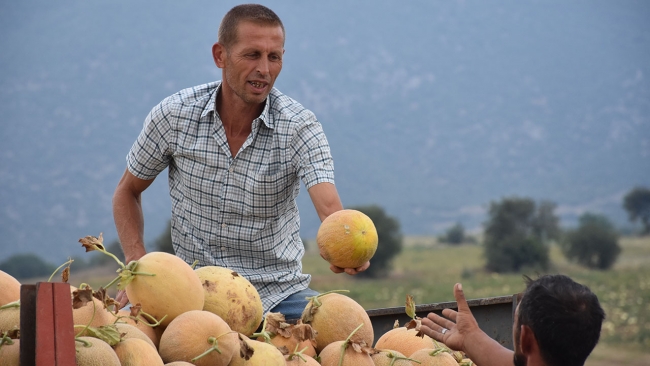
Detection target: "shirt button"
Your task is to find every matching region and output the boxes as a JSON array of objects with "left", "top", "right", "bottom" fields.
[
  {"left": 229, "top": 167, "right": 234, "bottom": 173},
  {"left": 221, "top": 223, "right": 227, "bottom": 228},
  {"left": 220, "top": 246, "right": 225, "bottom": 251}
]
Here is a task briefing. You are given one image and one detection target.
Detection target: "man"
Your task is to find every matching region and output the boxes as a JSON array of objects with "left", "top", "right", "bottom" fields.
[
  {"left": 420, "top": 275, "right": 605, "bottom": 366},
  {"left": 112, "top": 4, "right": 369, "bottom": 320}
]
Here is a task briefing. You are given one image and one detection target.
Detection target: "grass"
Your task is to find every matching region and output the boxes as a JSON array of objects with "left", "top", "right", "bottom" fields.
[{"left": 303, "top": 236, "right": 650, "bottom": 365}]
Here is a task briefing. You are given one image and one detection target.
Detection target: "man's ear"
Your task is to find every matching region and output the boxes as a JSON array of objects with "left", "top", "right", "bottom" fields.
[
  {"left": 520, "top": 324, "right": 539, "bottom": 355},
  {"left": 212, "top": 43, "right": 226, "bottom": 68}
]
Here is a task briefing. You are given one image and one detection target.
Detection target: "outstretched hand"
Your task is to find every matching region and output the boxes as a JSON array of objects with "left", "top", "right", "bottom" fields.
[
  {"left": 329, "top": 261, "right": 370, "bottom": 275},
  {"left": 420, "top": 283, "right": 481, "bottom": 353}
]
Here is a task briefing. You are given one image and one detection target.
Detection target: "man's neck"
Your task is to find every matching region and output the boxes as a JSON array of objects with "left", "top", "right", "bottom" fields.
[{"left": 216, "top": 86, "right": 264, "bottom": 134}]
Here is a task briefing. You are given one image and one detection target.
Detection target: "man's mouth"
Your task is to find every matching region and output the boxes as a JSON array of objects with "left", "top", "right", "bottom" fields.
[{"left": 249, "top": 81, "right": 266, "bottom": 89}]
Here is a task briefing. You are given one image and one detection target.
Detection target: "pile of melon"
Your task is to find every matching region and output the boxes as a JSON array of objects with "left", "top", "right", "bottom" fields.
[{"left": 0, "top": 211, "right": 478, "bottom": 365}]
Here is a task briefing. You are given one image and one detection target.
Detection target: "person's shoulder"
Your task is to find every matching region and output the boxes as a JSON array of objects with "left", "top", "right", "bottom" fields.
[
  {"left": 163, "top": 81, "right": 219, "bottom": 108},
  {"left": 268, "top": 88, "right": 317, "bottom": 124}
]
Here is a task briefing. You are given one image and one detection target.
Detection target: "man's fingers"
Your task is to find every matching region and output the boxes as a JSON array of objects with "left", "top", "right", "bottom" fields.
[
  {"left": 441, "top": 308, "right": 459, "bottom": 322},
  {"left": 425, "top": 312, "right": 457, "bottom": 331},
  {"left": 453, "top": 283, "right": 470, "bottom": 313},
  {"left": 330, "top": 264, "right": 345, "bottom": 274}
]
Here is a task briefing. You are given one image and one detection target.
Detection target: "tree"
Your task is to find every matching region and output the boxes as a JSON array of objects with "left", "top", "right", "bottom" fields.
[
  {"left": 439, "top": 222, "right": 466, "bottom": 245},
  {"left": 561, "top": 213, "right": 621, "bottom": 270},
  {"left": 623, "top": 186, "right": 650, "bottom": 235},
  {"left": 348, "top": 205, "right": 403, "bottom": 279},
  {"left": 483, "top": 197, "right": 555, "bottom": 273},
  {"left": 0, "top": 253, "right": 57, "bottom": 280}
]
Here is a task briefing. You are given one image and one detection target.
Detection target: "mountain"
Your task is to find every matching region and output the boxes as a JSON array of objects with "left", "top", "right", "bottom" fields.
[{"left": 1, "top": 0, "right": 649, "bottom": 263}]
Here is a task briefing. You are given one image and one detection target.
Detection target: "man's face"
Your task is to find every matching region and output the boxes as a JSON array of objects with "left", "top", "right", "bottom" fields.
[{"left": 220, "top": 21, "right": 284, "bottom": 106}]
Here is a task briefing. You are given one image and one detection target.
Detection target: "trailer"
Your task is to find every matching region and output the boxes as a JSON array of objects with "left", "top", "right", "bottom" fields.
[
  {"left": 16, "top": 282, "right": 520, "bottom": 364},
  {"left": 367, "top": 293, "right": 521, "bottom": 350}
]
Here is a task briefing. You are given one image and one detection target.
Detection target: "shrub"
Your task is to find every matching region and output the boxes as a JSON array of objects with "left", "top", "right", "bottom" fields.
[
  {"left": 0, "top": 253, "right": 57, "bottom": 279},
  {"left": 561, "top": 213, "right": 621, "bottom": 270}
]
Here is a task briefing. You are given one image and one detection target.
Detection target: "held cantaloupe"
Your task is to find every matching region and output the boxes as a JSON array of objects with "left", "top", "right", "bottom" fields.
[{"left": 317, "top": 209, "right": 378, "bottom": 269}]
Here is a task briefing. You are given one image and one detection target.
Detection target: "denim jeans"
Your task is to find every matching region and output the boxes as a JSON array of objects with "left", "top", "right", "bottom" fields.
[{"left": 269, "top": 288, "right": 320, "bottom": 322}]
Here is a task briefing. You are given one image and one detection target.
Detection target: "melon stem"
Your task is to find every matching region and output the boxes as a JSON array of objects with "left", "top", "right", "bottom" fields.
[
  {"left": 337, "top": 323, "right": 363, "bottom": 366},
  {"left": 429, "top": 348, "right": 449, "bottom": 357},
  {"left": 47, "top": 258, "right": 74, "bottom": 282},
  {"left": 0, "top": 300, "right": 20, "bottom": 310},
  {"left": 309, "top": 289, "right": 350, "bottom": 307},
  {"left": 191, "top": 331, "right": 236, "bottom": 362},
  {"left": 287, "top": 344, "right": 309, "bottom": 362},
  {"left": 74, "top": 337, "right": 92, "bottom": 347},
  {"left": 378, "top": 350, "right": 421, "bottom": 366},
  {"left": 0, "top": 332, "right": 15, "bottom": 347},
  {"left": 250, "top": 314, "right": 272, "bottom": 343},
  {"left": 75, "top": 294, "right": 98, "bottom": 338}
]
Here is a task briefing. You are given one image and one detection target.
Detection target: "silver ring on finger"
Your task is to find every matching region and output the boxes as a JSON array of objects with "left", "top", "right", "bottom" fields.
[{"left": 441, "top": 328, "right": 448, "bottom": 335}]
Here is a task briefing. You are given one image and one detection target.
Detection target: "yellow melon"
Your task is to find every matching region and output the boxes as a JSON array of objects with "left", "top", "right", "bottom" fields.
[
  {"left": 75, "top": 336, "right": 121, "bottom": 366},
  {"left": 229, "top": 336, "right": 285, "bottom": 366},
  {"left": 72, "top": 289, "right": 115, "bottom": 336},
  {"left": 317, "top": 209, "right": 378, "bottom": 269},
  {"left": 113, "top": 337, "right": 164, "bottom": 366},
  {"left": 409, "top": 348, "right": 458, "bottom": 366},
  {"left": 114, "top": 309, "right": 159, "bottom": 348},
  {"left": 0, "top": 271, "right": 21, "bottom": 306},
  {"left": 194, "top": 266, "right": 263, "bottom": 336},
  {"left": 318, "top": 340, "right": 374, "bottom": 366},
  {"left": 113, "top": 323, "right": 156, "bottom": 350},
  {"left": 371, "top": 349, "right": 414, "bottom": 366},
  {"left": 124, "top": 252, "right": 204, "bottom": 327},
  {"left": 374, "top": 327, "right": 437, "bottom": 357},
  {"left": 256, "top": 313, "right": 317, "bottom": 357},
  {"left": 0, "top": 338, "right": 19, "bottom": 366},
  {"left": 300, "top": 292, "right": 373, "bottom": 353},
  {"left": 0, "top": 304, "right": 20, "bottom": 334},
  {"left": 158, "top": 310, "right": 238, "bottom": 366}
]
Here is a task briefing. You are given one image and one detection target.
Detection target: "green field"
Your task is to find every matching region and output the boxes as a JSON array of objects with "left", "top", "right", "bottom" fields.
[
  {"left": 303, "top": 236, "right": 650, "bottom": 365},
  {"left": 40, "top": 235, "right": 650, "bottom": 365}
]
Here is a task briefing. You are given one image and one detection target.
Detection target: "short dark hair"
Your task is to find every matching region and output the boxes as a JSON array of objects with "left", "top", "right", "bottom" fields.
[
  {"left": 518, "top": 274, "right": 605, "bottom": 366},
  {"left": 218, "top": 4, "right": 285, "bottom": 50}
]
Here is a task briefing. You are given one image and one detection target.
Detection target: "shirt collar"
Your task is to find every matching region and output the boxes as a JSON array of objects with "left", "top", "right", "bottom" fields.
[{"left": 202, "top": 81, "right": 274, "bottom": 130}]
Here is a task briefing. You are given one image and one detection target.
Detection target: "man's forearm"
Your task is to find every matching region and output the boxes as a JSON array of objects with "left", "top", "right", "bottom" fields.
[
  {"left": 112, "top": 188, "right": 147, "bottom": 263},
  {"left": 463, "top": 330, "right": 514, "bottom": 366}
]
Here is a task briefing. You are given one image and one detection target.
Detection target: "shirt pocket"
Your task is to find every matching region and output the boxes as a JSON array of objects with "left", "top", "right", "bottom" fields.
[{"left": 243, "top": 171, "right": 293, "bottom": 218}]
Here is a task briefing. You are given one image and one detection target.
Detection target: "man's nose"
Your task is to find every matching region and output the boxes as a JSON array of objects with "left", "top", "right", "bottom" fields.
[{"left": 256, "top": 57, "right": 270, "bottom": 75}]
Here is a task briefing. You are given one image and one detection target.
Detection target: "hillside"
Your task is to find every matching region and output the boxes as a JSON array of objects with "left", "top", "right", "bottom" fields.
[{"left": 1, "top": 0, "right": 649, "bottom": 262}]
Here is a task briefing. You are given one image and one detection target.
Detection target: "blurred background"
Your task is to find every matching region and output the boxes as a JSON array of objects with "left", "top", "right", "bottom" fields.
[{"left": 2, "top": 0, "right": 648, "bottom": 263}]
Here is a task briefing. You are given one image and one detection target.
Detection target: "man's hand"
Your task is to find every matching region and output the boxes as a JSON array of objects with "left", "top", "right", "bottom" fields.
[
  {"left": 116, "top": 290, "right": 130, "bottom": 309},
  {"left": 328, "top": 260, "right": 370, "bottom": 275},
  {"left": 420, "top": 283, "right": 481, "bottom": 353}
]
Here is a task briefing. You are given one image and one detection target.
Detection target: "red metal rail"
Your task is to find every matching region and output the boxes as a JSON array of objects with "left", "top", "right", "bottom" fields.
[{"left": 20, "top": 282, "right": 76, "bottom": 365}]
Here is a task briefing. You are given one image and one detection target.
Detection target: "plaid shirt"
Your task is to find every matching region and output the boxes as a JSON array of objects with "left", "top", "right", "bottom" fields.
[{"left": 126, "top": 81, "right": 335, "bottom": 312}]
